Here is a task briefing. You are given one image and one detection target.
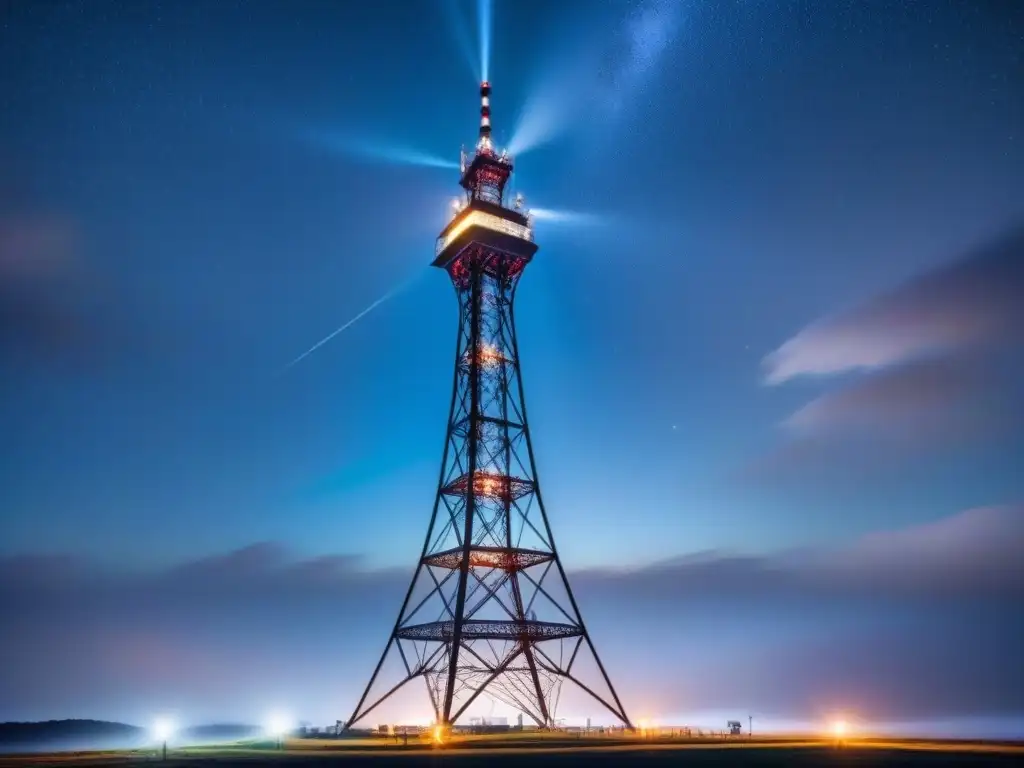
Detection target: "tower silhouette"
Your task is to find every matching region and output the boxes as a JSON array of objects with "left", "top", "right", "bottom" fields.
[{"left": 347, "top": 83, "right": 631, "bottom": 730}]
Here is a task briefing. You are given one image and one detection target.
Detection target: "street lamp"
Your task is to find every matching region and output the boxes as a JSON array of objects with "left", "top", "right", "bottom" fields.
[
  {"left": 265, "top": 713, "right": 291, "bottom": 749},
  {"left": 152, "top": 718, "right": 175, "bottom": 761},
  {"left": 832, "top": 719, "right": 848, "bottom": 747}
]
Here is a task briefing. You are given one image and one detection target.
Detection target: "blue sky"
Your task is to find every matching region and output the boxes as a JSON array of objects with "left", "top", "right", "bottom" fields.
[{"left": 2, "top": 0, "right": 1022, "bottom": 733}]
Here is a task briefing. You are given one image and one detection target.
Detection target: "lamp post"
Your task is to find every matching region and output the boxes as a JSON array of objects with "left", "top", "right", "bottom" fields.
[
  {"left": 266, "top": 713, "right": 290, "bottom": 750},
  {"left": 153, "top": 718, "right": 174, "bottom": 761},
  {"left": 832, "top": 719, "right": 848, "bottom": 748}
]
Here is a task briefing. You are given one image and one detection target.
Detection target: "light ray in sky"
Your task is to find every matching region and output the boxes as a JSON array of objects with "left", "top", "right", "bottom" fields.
[
  {"left": 441, "top": 0, "right": 480, "bottom": 82},
  {"left": 508, "top": 0, "right": 680, "bottom": 156},
  {"left": 479, "top": 0, "right": 492, "bottom": 82},
  {"left": 529, "top": 207, "right": 605, "bottom": 226},
  {"left": 304, "top": 131, "right": 458, "bottom": 170},
  {"left": 281, "top": 272, "right": 423, "bottom": 372}
]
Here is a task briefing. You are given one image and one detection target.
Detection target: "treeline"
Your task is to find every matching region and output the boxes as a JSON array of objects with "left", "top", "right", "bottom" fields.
[
  {"left": 0, "top": 719, "right": 142, "bottom": 751},
  {"left": 0, "top": 720, "right": 261, "bottom": 753}
]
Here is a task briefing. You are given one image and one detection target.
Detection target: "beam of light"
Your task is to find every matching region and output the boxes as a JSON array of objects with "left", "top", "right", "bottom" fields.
[
  {"left": 508, "top": 0, "right": 680, "bottom": 157},
  {"left": 478, "top": 0, "right": 492, "bottom": 82},
  {"left": 507, "top": 87, "right": 566, "bottom": 157},
  {"left": 441, "top": 0, "right": 480, "bottom": 81},
  {"left": 281, "top": 271, "right": 423, "bottom": 372},
  {"left": 528, "top": 207, "right": 605, "bottom": 227},
  {"left": 303, "top": 130, "right": 458, "bottom": 170}
]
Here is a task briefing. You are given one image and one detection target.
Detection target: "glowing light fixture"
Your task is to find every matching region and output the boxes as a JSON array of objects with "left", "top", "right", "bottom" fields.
[
  {"left": 152, "top": 718, "right": 175, "bottom": 742},
  {"left": 152, "top": 718, "right": 174, "bottom": 761},
  {"left": 266, "top": 712, "right": 291, "bottom": 749},
  {"left": 468, "top": 342, "right": 505, "bottom": 367},
  {"left": 437, "top": 209, "right": 533, "bottom": 256}
]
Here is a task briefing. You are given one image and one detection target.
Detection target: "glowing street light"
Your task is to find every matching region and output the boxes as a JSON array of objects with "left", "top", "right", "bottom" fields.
[
  {"left": 432, "top": 723, "right": 449, "bottom": 746},
  {"left": 832, "top": 719, "right": 848, "bottom": 745},
  {"left": 265, "top": 713, "right": 291, "bottom": 750},
  {"left": 152, "top": 718, "right": 175, "bottom": 761}
]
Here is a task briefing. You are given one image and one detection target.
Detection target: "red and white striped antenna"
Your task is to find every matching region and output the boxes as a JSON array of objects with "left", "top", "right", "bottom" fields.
[{"left": 478, "top": 81, "right": 492, "bottom": 150}]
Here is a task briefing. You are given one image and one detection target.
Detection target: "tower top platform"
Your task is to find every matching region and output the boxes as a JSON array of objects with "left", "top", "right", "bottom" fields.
[
  {"left": 433, "top": 82, "right": 538, "bottom": 270},
  {"left": 433, "top": 198, "right": 537, "bottom": 268}
]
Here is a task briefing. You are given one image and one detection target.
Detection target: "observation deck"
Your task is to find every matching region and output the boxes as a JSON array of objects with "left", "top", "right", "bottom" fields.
[{"left": 433, "top": 198, "right": 537, "bottom": 269}]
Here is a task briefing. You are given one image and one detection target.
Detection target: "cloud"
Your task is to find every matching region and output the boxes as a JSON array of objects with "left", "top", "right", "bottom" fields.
[
  {"left": 821, "top": 505, "right": 1024, "bottom": 594},
  {"left": 763, "top": 225, "right": 1024, "bottom": 385},
  {"left": 752, "top": 225, "right": 1024, "bottom": 479},
  {"left": 1, "top": 506, "right": 1022, "bottom": 726},
  {"left": 746, "top": 352, "right": 1022, "bottom": 483},
  {"left": 583, "top": 504, "right": 1024, "bottom": 602},
  {"left": 0, "top": 211, "right": 133, "bottom": 372},
  {"left": 0, "top": 214, "right": 78, "bottom": 278},
  {"left": 0, "top": 213, "right": 85, "bottom": 357},
  {"left": 0, "top": 209, "right": 179, "bottom": 379},
  {"left": 780, "top": 356, "right": 1010, "bottom": 441}
]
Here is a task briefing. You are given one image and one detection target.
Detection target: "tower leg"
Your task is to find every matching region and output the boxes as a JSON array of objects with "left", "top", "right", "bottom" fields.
[{"left": 348, "top": 250, "right": 630, "bottom": 731}]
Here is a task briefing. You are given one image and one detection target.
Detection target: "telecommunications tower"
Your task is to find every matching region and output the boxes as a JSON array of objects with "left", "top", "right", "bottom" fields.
[{"left": 347, "top": 83, "right": 631, "bottom": 730}]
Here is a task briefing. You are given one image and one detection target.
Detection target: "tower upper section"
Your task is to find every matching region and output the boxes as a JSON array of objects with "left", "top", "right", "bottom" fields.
[{"left": 433, "top": 82, "right": 537, "bottom": 270}]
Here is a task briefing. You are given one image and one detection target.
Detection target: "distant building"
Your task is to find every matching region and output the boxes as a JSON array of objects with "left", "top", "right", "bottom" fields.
[
  {"left": 460, "top": 716, "right": 509, "bottom": 733},
  {"left": 468, "top": 716, "right": 508, "bottom": 727},
  {"left": 727, "top": 720, "right": 742, "bottom": 736}
]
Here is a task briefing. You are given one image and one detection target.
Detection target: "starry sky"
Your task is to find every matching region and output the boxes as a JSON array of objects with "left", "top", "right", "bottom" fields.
[{"left": 2, "top": 0, "right": 1023, "bottom": 736}]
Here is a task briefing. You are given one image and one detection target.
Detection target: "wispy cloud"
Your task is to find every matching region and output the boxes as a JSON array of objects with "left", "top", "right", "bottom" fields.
[
  {"left": 2, "top": 506, "right": 1021, "bottom": 725},
  {"left": 780, "top": 357, "right": 999, "bottom": 440},
  {"left": 0, "top": 212, "right": 86, "bottom": 359},
  {"left": 763, "top": 226, "right": 1024, "bottom": 385},
  {"left": 821, "top": 505, "right": 1024, "bottom": 594},
  {"left": 581, "top": 504, "right": 1024, "bottom": 602},
  {"left": 751, "top": 225, "right": 1024, "bottom": 478}
]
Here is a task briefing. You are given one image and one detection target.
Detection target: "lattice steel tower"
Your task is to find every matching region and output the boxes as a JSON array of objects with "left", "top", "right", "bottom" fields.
[{"left": 346, "top": 83, "right": 631, "bottom": 731}]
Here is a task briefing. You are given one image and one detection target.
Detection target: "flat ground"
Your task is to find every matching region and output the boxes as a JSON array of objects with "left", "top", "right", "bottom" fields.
[{"left": 3, "top": 735, "right": 1023, "bottom": 768}]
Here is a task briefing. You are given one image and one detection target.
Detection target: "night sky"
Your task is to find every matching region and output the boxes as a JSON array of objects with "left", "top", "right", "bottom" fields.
[{"left": 2, "top": 0, "right": 1023, "bottom": 736}]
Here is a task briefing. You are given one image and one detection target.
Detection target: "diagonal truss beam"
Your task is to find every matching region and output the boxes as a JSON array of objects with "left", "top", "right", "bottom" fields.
[{"left": 347, "top": 239, "right": 631, "bottom": 731}]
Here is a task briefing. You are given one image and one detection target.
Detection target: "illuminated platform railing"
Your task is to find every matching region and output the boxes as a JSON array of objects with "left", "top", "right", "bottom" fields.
[
  {"left": 441, "top": 470, "right": 535, "bottom": 501},
  {"left": 395, "top": 619, "right": 583, "bottom": 642},
  {"left": 436, "top": 208, "right": 534, "bottom": 256},
  {"left": 421, "top": 546, "right": 554, "bottom": 572}
]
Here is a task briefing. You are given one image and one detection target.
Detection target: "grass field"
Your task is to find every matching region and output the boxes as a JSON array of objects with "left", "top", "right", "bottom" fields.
[{"left": 2, "top": 734, "right": 1023, "bottom": 768}]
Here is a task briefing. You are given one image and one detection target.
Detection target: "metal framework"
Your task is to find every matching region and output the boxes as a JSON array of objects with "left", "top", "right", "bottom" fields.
[{"left": 346, "top": 83, "right": 631, "bottom": 730}]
